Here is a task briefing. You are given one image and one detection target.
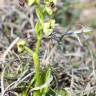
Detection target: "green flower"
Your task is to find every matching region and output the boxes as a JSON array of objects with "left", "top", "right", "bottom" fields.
[
  {"left": 17, "top": 40, "right": 27, "bottom": 53},
  {"left": 45, "top": 0, "right": 57, "bottom": 5},
  {"left": 43, "top": 19, "right": 55, "bottom": 37}
]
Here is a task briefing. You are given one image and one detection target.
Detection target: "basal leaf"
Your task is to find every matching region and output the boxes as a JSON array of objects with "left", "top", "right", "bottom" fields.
[{"left": 43, "top": 68, "right": 51, "bottom": 94}]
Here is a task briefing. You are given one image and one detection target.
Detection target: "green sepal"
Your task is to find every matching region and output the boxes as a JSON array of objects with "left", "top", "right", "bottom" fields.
[
  {"left": 28, "top": 0, "right": 35, "bottom": 6},
  {"left": 45, "top": 6, "right": 53, "bottom": 15}
]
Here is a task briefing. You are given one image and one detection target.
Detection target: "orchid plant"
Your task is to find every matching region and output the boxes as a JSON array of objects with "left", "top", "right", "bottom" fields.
[{"left": 17, "top": 0, "right": 57, "bottom": 96}]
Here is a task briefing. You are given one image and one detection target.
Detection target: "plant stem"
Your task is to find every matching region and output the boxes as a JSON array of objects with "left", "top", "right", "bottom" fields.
[{"left": 33, "top": 35, "right": 42, "bottom": 96}]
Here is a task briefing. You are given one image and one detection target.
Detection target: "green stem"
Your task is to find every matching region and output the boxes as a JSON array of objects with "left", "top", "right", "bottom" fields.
[
  {"left": 24, "top": 38, "right": 42, "bottom": 96},
  {"left": 33, "top": 35, "right": 42, "bottom": 96}
]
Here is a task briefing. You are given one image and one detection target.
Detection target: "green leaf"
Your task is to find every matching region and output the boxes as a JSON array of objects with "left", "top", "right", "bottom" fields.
[
  {"left": 28, "top": 0, "right": 35, "bottom": 6},
  {"left": 35, "top": 22, "right": 42, "bottom": 33},
  {"left": 43, "top": 68, "right": 51, "bottom": 94},
  {"left": 35, "top": 22, "right": 43, "bottom": 39},
  {"left": 36, "top": 6, "right": 44, "bottom": 24}
]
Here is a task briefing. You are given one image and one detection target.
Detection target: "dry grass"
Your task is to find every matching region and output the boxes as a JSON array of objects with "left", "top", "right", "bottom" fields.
[{"left": 0, "top": 0, "right": 96, "bottom": 96}]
